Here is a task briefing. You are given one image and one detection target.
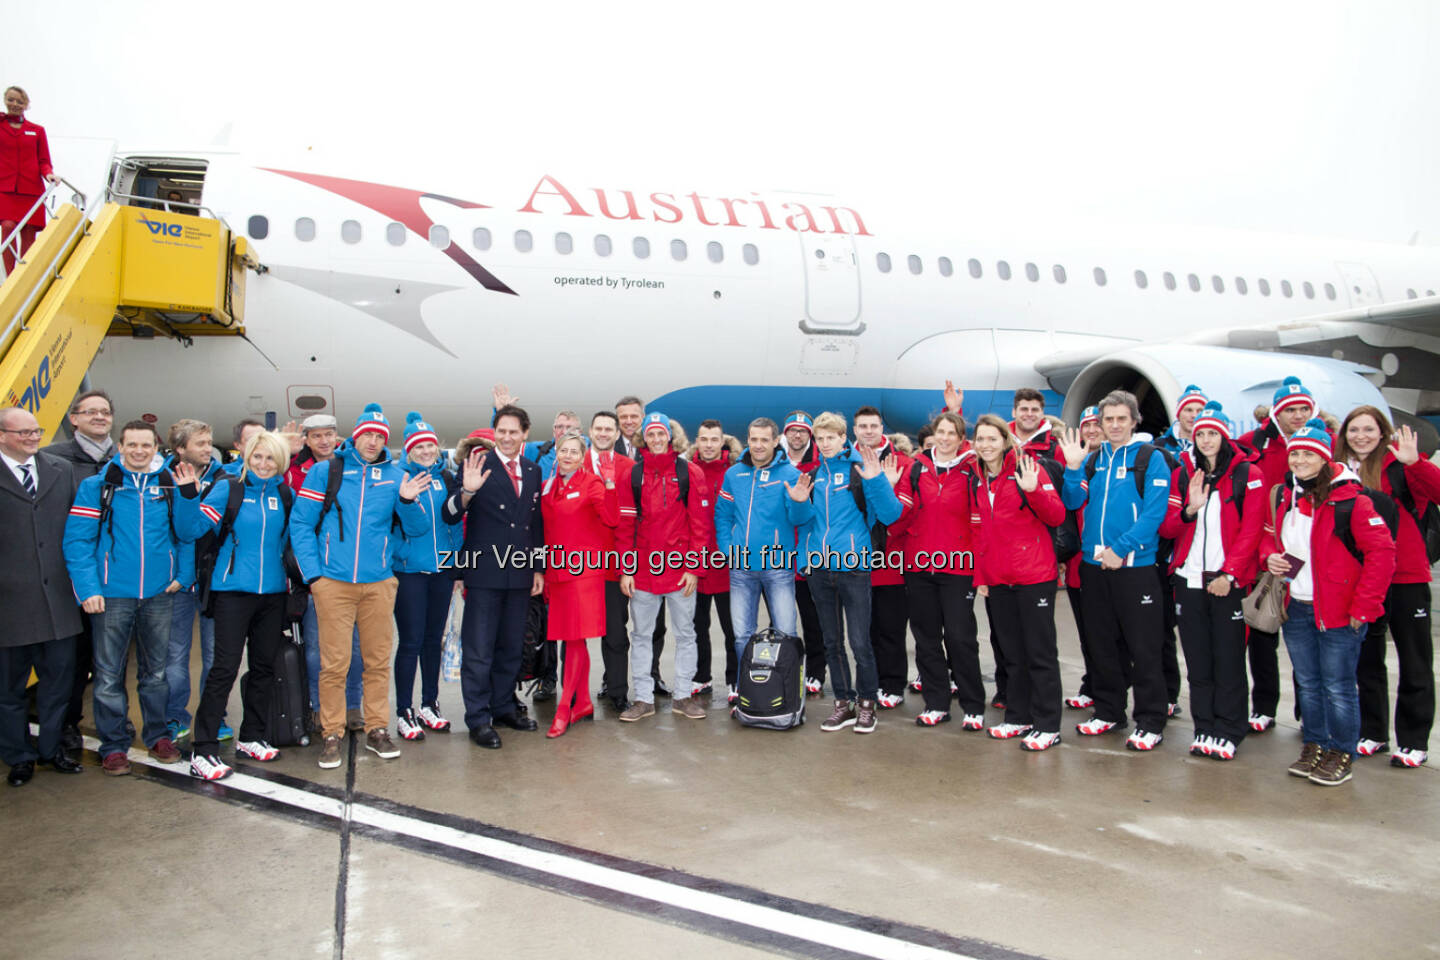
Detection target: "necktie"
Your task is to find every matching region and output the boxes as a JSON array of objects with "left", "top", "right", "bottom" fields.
[
  {"left": 19, "top": 463, "right": 35, "bottom": 497},
  {"left": 508, "top": 458, "right": 521, "bottom": 495}
]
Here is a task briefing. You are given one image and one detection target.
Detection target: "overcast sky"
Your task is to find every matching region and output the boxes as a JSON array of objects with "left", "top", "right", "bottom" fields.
[{"left": 12, "top": 0, "right": 1438, "bottom": 242}]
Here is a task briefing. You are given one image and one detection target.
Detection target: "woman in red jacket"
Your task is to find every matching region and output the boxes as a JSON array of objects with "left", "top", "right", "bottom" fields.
[
  {"left": 541, "top": 432, "right": 619, "bottom": 738},
  {"left": 1260, "top": 420, "right": 1396, "bottom": 786},
  {"left": 969, "top": 414, "right": 1067, "bottom": 751},
  {"left": 1, "top": 86, "right": 56, "bottom": 273},
  {"left": 889, "top": 412, "right": 983, "bottom": 729},
  {"left": 1335, "top": 408, "right": 1439, "bottom": 768},
  {"left": 688, "top": 420, "right": 737, "bottom": 697},
  {"left": 1158, "top": 404, "right": 1264, "bottom": 760}
]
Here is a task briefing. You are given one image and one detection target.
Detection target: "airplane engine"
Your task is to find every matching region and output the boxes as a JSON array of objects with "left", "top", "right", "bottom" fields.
[{"left": 1056, "top": 344, "right": 1389, "bottom": 437}]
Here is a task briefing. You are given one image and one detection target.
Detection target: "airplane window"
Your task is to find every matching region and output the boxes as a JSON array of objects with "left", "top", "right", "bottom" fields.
[
  {"left": 295, "top": 217, "right": 316, "bottom": 242},
  {"left": 997, "top": 260, "right": 1012, "bottom": 280},
  {"left": 1093, "top": 267, "right": 1107, "bottom": 287},
  {"left": 907, "top": 254, "right": 922, "bottom": 275},
  {"left": 877, "top": 252, "right": 892, "bottom": 273},
  {"left": 1324, "top": 282, "right": 1336, "bottom": 300},
  {"left": 386, "top": 222, "right": 406, "bottom": 246},
  {"left": 708, "top": 241, "right": 724, "bottom": 263},
  {"left": 1302, "top": 281, "right": 1315, "bottom": 299},
  {"left": 515, "top": 229, "right": 533, "bottom": 253},
  {"left": 1235, "top": 277, "right": 1248, "bottom": 295},
  {"left": 429, "top": 225, "right": 450, "bottom": 249},
  {"left": 473, "top": 227, "right": 492, "bottom": 251},
  {"left": 1258, "top": 278, "right": 1271, "bottom": 296},
  {"left": 632, "top": 236, "right": 649, "bottom": 258},
  {"left": 1052, "top": 264, "right": 1066, "bottom": 284},
  {"left": 595, "top": 234, "right": 613, "bottom": 257},
  {"left": 1281, "top": 279, "right": 1293, "bottom": 297},
  {"left": 938, "top": 256, "right": 953, "bottom": 277},
  {"left": 1134, "top": 269, "right": 1148, "bottom": 289},
  {"left": 1163, "top": 271, "right": 1176, "bottom": 291},
  {"left": 1212, "top": 275, "right": 1224, "bottom": 293},
  {"left": 669, "top": 238, "right": 686, "bottom": 261},
  {"left": 1187, "top": 273, "right": 1201, "bottom": 292},
  {"left": 556, "top": 232, "right": 573, "bottom": 255},
  {"left": 247, "top": 215, "right": 268, "bottom": 240},
  {"left": 341, "top": 220, "right": 362, "bottom": 244},
  {"left": 1025, "top": 262, "right": 1039, "bottom": 282},
  {"left": 969, "top": 258, "right": 983, "bottom": 279},
  {"left": 743, "top": 243, "right": 759, "bottom": 265},
  {"left": 1407, "top": 288, "right": 1417, "bottom": 299}
]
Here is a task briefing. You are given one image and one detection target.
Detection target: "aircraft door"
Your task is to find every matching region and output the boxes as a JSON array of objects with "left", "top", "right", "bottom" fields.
[
  {"left": 799, "top": 233, "right": 864, "bottom": 334},
  {"left": 1335, "top": 262, "right": 1381, "bottom": 306}
]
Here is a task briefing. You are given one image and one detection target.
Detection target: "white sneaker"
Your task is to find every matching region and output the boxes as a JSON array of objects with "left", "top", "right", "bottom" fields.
[
  {"left": 1248, "top": 713, "right": 1274, "bottom": 733},
  {"left": 1021, "top": 730, "right": 1061, "bottom": 751},
  {"left": 1076, "top": 717, "right": 1119, "bottom": 736},
  {"left": 960, "top": 713, "right": 985, "bottom": 731},
  {"left": 876, "top": 692, "right": 903, "bottom": 709},
  {"left": 235, "top": 740, "right": 279, "bottom": 762},
  {"left": 1391, "top": 748, "right": 1428, "bottom": 768},
  {"left": 909, "top": 677, "right": 923, "bottom": 693},
  {"left": 1126, "top": 728, "right": 1163, "bottom": 751},
  {"left": 190, "top": 754, "right": 232, "bottom": 781},
  {"left": 988, "top": 723, "right": 1033, "bottom": 740},
  {"left": 804, "top": 677, "right": 823, "bottom": 696},
  {"left": 1356, "top": 738, "right": 1388, "bottom": 757},
  {"left": 691, "top": 681, "right": 713, "bottom": 697},
  {"left": 397, "top": 709, "right": 426, "bottom": 742},
  {"left": 1210, "top": 738, "right": 1237, "bottom": 760},
  {"left": 915, "top": 710, "right": 951, "bottom": 727},
  {"left": 726, "top": 685, "right": 738, "bottom": 705},
  {"left": 1065, "top": 692, "right": 1095, "bottom": 709},
  {"left": 417, "top": 703, "right": 451, "bottom": 731},
  {"left": 1189, "top": 735, "right": 1208, "bottom": 756}
]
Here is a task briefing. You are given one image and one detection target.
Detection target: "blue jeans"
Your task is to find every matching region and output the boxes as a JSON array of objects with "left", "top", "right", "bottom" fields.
[
  {"left": 1283, "top": 600, "right": 1365, "bottom": 754},
  {"left": 303, "top": 595, "right": 362, "bottom": 712},
  {"left": 91, "top": 594, "right": 173, "bottom": 756},
  {"left": 729, "top": 567, "right": 797, "bottom": 665},
  {"left": 165, "top": 587, "right": 216, "bottom": 727},
  {"left": 805, "top": 569, "right": 877, "bottom": 702}
]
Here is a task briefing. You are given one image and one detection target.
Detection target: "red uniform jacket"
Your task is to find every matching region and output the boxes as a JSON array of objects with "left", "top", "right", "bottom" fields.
[
  {"left": 615, "top": 450, "right": 710, "bottom": 594},
  {"left": 691, "top": 452, "right": 733, "bottom": 594},
  {"left": 1011, "top": 420, "right": 1063, "bottom": 461},
  {"left": 579, "top": 447, "right": 636, "bottom": 582},
  {"left": 869, "top": 439, "right": 912, "bottom": 586},
  {"left": 1369, "top": 452, "right": 1440, "bottom": 584},
  {"left": 0, "top": 119, "right": 53, "bottom": 206},
  {"left": 1260, "top": 465, "right": 1397, "bottom": 630},
  {"left": 968, "top": 451, "right": 1066, "bottom": 587},
  {"left": 541, "top": 470, "right": 618, "bottom": 584},
  {"left": 1158, "top": 447, "right": 1265, "bottom": 588},
  {"left": 889, "top": 449, "right": 976, "bottom": 576}
]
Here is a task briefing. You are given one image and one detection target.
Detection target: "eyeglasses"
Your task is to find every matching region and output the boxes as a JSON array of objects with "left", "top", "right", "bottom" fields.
[
  {"left": 0, "top": 428, "right": 43, "bottom": 439},
  {"left": 74, "top": 408, "right": 112, "bottom": 417}
]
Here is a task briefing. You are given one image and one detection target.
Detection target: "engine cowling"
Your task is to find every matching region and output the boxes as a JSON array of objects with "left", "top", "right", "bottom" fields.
[{"left": 1057, "top": 344, "right": 1389, "bottom": 437}]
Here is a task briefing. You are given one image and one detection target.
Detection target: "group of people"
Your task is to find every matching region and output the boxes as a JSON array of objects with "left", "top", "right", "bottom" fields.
[{"left": 1, "top": 372, "right": 1433, "bottom": 790}]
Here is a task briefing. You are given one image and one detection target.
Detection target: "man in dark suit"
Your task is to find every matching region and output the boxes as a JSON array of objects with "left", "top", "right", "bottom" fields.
[
  {"left": 0, "top": 407, "right": 84, "bottom": 785},
  {"left": 40, "top": 387, "right": 114, "bottom": 750},
  {"left": 443, "top": 404, "right": 545, "bottom": 749}
]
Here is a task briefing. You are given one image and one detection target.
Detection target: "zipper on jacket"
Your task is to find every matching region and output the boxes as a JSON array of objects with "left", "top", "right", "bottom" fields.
[
  {"left": 137, "top": 472, "right": 146, "bottom": 599},
  {"left": 744, "top": 469, "right": 757, "bottom": 547},
  {"left": 353, "top": 458, "right": 366, "bottom": 583},
  {"left": 258, "top": 484, "right": 268, "bottom": 589},
  {"left": 428, "top": 480, "right": 439, "bottom": 571}
]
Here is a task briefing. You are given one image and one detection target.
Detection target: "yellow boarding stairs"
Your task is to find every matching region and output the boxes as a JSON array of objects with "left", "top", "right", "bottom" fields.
[{"left": 0, "top": 178, "right": 261, "bottom": 443}]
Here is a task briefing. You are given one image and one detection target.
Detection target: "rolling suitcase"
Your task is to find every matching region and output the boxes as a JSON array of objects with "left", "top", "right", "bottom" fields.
[{"left": 240, "top": 634, "right": 311, "bottom": 747}]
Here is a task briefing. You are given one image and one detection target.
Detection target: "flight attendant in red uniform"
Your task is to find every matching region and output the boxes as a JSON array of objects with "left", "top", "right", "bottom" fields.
[
  {"left": 542, "top": 432, "right": 619, "bottom": 738},
  {"left": 0, "top": 86, "right": 56, "bottom": 274}
]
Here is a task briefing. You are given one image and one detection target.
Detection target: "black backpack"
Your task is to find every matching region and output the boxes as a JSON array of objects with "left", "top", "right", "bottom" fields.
[
  {"left": 1386, "top": 460, "right": 1440, "bottom": 565},
  {"left": 629, "top": 458, "right": 690, "bottom": 525},
  {"left": 1332, "top": 488, "right": 1401, "bottom": 565},
  {"left": 312, "top": 454, "right": 348, "bottom": 538},
  {"left": 195, "top": 477, "right": 295, "bottom": 617},
  {"left": 734, "top": 627, "right": 805, "bottom": 730}
]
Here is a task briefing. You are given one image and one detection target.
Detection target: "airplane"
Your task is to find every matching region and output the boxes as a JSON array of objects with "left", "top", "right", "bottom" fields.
[{"left": 46, "top": 139, "right": 1440, "bottom": 448}]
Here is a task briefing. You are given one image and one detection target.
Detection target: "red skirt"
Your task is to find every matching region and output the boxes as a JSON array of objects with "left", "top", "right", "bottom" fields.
[
  {"left": 0, "top": 191, "right": 45, "bottom": 227},
  {"left": 546, "top": 576, "right": 605, "bottom": 642}
]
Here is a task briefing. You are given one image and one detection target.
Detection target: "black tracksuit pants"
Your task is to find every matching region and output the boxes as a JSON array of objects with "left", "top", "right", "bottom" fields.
[
  {"left": 1080, "top": 563, "right": 1167, "bottom": 732},
  {"left": 1160, "top": 571, "right": 1182, "bottom": 704},
  {"left": 1066, "top": 584, "right": 1095, "bottom": 698},
  {"left": 692, "top": 591, "right": 735, "bottom": 687},
  {"left": 1247, "top": 625, "right": 1282, "bottom": 718},
  {"left": 194, "top": 591, "right": 286, "bottom": 756},
  {"left": 1173, "top": 578, "right": 1248, "bottom": 744},
  {"left": 905, "top": 572, "right": 982, "bottom": 714},
  {"left": 1358, "top": 582, "right": 1434, "bottom": 751},
  {"left": 600, "top": 580, "right": 631, "bottom": 705},
  {"left": 871, "top": 583, "right": 910, "bottom": 698},
  {"left": 988, "top": 582, "right": 1061, "bottom": 733},
  {"left": 795, "top": 578, "right": 827, "bottom": 682},
  {"left": 985, "top": 594, "right": 1008, "bottom": 704}
]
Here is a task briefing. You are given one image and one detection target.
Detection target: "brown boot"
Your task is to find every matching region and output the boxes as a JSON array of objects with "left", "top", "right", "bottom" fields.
[
  {"left": 854, "top": 699, "right": 877, "bottom": 734},
  {"left": 618, "top": 701, "right": 655, "bottom": 723},
  {"left": 1308, "top": 749, "right": 1353, "bottom": 786},
  {"left": 821, "top": 699, "right": 856, "bottom": 732},
  {"left": 672, "top": 698, "right": 706, "bottom": 720},
  {"left": 1287, "top": 742, "right": 1322, "bottom": 778}
]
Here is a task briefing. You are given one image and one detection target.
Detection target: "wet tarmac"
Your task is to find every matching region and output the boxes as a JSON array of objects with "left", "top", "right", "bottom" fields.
[{"left": 3, "top": 594, "right": 1437, "bottom": 960}]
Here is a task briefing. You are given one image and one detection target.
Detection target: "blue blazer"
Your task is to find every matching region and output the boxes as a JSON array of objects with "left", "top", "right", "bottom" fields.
[{"left": 442, "top": 450, "right": 544, "bottom": 590}]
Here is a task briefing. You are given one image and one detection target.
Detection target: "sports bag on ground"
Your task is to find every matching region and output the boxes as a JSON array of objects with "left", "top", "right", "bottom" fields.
[{"left": 734, "top": 627, "right": 805, "bottom": 730}]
